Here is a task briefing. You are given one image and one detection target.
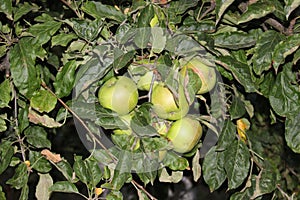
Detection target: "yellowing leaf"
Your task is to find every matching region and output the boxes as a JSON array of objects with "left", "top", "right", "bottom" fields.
[
  {"left": 28, "top": 109, "right": 62, "bottom": 128},
  {"left": 41, "top": 149, "right": 62, "bottom": 163},
  {"left": 237, "top": 118, "right": 250, "bottom": 143}
]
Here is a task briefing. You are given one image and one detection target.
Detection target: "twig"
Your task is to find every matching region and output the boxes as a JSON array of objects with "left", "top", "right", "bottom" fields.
[
  {"left": 198, "top": 0, "right": 216, "bottom": 21},
  {"left": 42, "top": 83, "right": 117, "bottom": 162},
  {"left": 59, "top": 0, "right": 82, "bottom": 19},
  {"left": 131, "top": 180, "right": 158, "bottom": 200}
]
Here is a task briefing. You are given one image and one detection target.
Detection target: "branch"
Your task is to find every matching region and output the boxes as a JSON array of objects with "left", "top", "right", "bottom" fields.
[
  {"left": 131, "top": 180, "right": 158, "bottom": 200},
  {"left": 59, "top": 0, "right": 82, "bottom": 19}
]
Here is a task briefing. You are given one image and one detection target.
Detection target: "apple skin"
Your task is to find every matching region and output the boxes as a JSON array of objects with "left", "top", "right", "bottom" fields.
[
  {"left": 166, "top": 117, "right": 202, "bottom": 153},
  {"left": 98, "top": 76, "right": 138, "bottom": 115},
  {"left": 151, "top": 83, "right": 189, "bottom": 121},
  {"left": 181, "top": 57, "right": 217, "bottom": 94}
]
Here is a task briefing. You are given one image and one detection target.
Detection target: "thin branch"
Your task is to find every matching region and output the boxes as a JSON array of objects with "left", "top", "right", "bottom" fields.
[
  {"left": 198, "top": 0, "right": 216, "bottom": 21},
  {"left": 131, "top": 180, "right": 158, "bottom": 200},
  {"left": 59, "top": 0, "right": 82, "bottom": 19},
  {"left": 42, "top": 83, "right": 117, "bottom": 162}
]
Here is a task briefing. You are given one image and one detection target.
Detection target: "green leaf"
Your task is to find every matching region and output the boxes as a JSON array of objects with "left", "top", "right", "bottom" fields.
[
  {"left": 238, "top": 1, "right": 275, "bottom": 24},
  {"left": 19, "top": 184, "right": 29, "bottom": 200},
  {"left": 81, "top": 1, "right": 126, "bottom": 23},
  {"left": 217, "top": 120, "right": 236, "bottom": 151},
  {"left": 73, "top": 156, "right": 89, "bottom": 184},
  {"left": 68, "top": 19, "right": 103, "bottom": 41},
  {"left": 106, "top": 190, "right": 123, "bottom": 200},
  {"left": 55, "top": 160, "right": 74, "bottom": 182},
  {"left": 18, "top": 107, "right": 29, "bottom": 133},
  {"left": 135, "top": 153, "right": 158, "bottom": 185},
  {"left": 163, "top": 151, "right": 189, "bottom": 171},
  {"left": 35, "top": 173, "right": 53, "bottom": 200},
  {"left": 214, "top": 31, "right": 256, "bottom": 50},
  {"left": 51, "top": 33, "right": 77, "bottom": 47},
  {"left": 215, "top": 0, "right": 235, "bottom": 24},
  {"left": 30, "top": 89, "right": 57, "bottom": 113},
  {"left": 192, "top": 150, "right": 201, "bottom": 182},
  {"left": 29, "top": 151, "right": 52, "bottom": 173},
  {"left": 0, "top": 0, "right": 12, "bottom": 20},
  {"left": 13, "top": 2, "right": 39, "bottom": 22},
  {"left": 113, "top": 51, "right": 135, "bottom": 72},
  {"left": 94, "top": 105, "right": 127, "bottom": 130},
  {"left": 10, "top": 37, "right": 41, "bottom": 98},
  {"left": 269, "top": 63, "right": 300, "bottom": 117},
  {"left": 284, "top": 0, "right": 300, "bottom": 19},
  {"left": 0, "top": 117, "right": 6, "bottom": 132},
  {"left": 203, "top": 147, "right": 226, "bottom": 192},
  {"left": 0, "top": 185, "right": 6, "bottom": 199},
  {"left": 285, "top": 114, "right": 300, "bottom": 153},
  {"left": 252, "top": 30, "right": 284, "bottom": 75},
  {"left": 6, "top": 163, "right": 28, "bottom": 189},
  {"left": 159, "top": 168, "right": 183, "bottom": 183},
  {"left": 49, "top": 181, "right": 78, "bottom": 193},
  {"left": 24, "top": 126, "right": 51, "bottom": 148},
  {"left": 53, "top": 60, "right": 77, "bottom": 98},
  {"left": 137, "top": 4, "right": 154, "bottom": 27},
  {"left": 224, "top": 140, "right": 250, "bottom": 190},
  {"left": 217, "top": 55, "right": 257, "bottom": 93},
  {"left": 0, "top": 79, "right": 11, "bottom": 108},
  {"left": 229, "top": 96, "right": 246, "bottom": 120},
  {"left": 151, "top": 27, "right": 166, "bottom": 54},
  {"left": 272, "top": 34, "right": 300, "bottom": 72},
  {"left": 0, "top": 140, "right": 14, "bottom": 174},
  {"left": 134, "top": 27, "right": 151, "bottom": 49},
  {"left": 29, "top": 20, "right": 62, "bottom": 45},
  {"left": 111, "top": 134, "right": 138, "bottom": 151},
  {"left": 141, "top": 137, "right": 169, "bottom": 152},
  {"left": 85, "top": 156, "right": 103, "bottom": 187}
]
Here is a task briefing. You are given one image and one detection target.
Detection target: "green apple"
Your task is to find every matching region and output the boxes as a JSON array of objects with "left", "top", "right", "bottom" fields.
[
  {"left": 166, "top": 117, "right": 202, "bottom": 153},
  {"left": 98, "top": 76, "right": 138, "bottom": 115},
  {"left": 181, "top": 57, "right": 217, "bottom": 94},
  {"left": 151, "top": 83, "right": 189, "bottom": 120}
]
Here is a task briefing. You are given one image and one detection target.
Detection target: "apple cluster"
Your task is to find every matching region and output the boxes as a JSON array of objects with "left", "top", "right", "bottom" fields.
[{"left": 97, "top": 57, "right": 217, "bottom": 154}]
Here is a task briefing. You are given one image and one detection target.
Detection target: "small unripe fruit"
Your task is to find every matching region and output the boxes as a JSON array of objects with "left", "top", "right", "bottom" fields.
[
  {"left": 98, "top": 76, "right": 138, "bottom": 115},
  {"left": 167, "top": 117, "right": 202, "bottom": 153}
]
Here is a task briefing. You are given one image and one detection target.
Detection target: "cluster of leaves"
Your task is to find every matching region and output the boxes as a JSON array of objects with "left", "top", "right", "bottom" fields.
[{"left": 0, "top": 0, "right": 300, "bottom": 199}]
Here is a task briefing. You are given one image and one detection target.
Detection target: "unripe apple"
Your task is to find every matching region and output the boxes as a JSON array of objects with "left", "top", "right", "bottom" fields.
[
  {"left": 98, "top": 76, "right": 138, "bottom": 115},
  {"left": 181, "top": 57, "right": 217, "bottom": 94},
  {"left": 167, "top": 117, "right": 202, "bottom": 153},
  {"left": 151, "top": 83, "right": 189, "bottom": 120}
]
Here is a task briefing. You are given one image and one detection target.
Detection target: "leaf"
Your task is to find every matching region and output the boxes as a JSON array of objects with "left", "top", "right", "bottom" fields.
[
  {"left": 0, "top": 185, "right": 5, "bottom": 200},
  {"left": 285, "top": 114, "right": 300, "bottom": 153},
  {"left": 106, "top": 190, "right": 123, "bottom": 200},
  {"left": 0, "top": 117, "right": 6, "bottom": 132},
  {"left": 237, "top": 1, "right": 275, "bottom": 24},
  {"left": 159, "top": 168, "right": 183, "bottom": 183},
  {"left": 28, "top": 109, "right": 63, "bottom": 128},
  {"left": 134, "top": 27, "right": 151, "bottom": 49},
  {"left": 216, "top": 120, "right": 236, "bottom": 151},
  {"left": 203, "top": 147, "right": 226, "bottom": 192},
  {"left": 29, "top": 20, "right": 62, "bottom": 45},
  {"left": 0, "top": 140, "right": 14, "bottom": 174},
  {"left": 19, "top": 184, "right": 29, "bottom": 200},
  {"left": 192, "top": 150, "right": 201, "bottom": 182},
  {"left": 229, "top": 96, "right": 246, "bottom": 120},
  {"left": 272, "top": 34, "right": 300, "bottom": 72},
  {"left": 137, "top": 4, "right": 154, "bottom": 27},
  {"left": 252, "top": 30, "right": 284, "bottom": 75},
  {"left": 0, "top": 0, "right": 12, "bottom": 20},
  {"left": 41, "top": 149, "right": 62, "bottom": 163},
  {"left": 10, "top": 37, "right": 41, "bottom": 98},
  {"left": 135, "top": 153, "right": 158, "bottom": 185},
  {"left": 269, "top": 63, "right": 300, "bottom": 117},
  {"left": 284, "top": 0, "right": 300, "bottom": 19},
  {"left": 0, "top": 79, "right": 11, "bottom": 108},
  {"left": 18, "top": 107, "right": 29, "bottom": 133},
  {"left": 224, "top": 140, "right": 250, "bottom": 190},
  {"left": 51, "top": 33, "right": 77, "bottom": 47},
  {"left": 68, "top": 19, "right": 103, "bottom": 41},
  {"left": 113, "top": 51, "right": 135, "bottom": 72},
  {"left": 30, "top": 89, "right": 57, "bottom": 113},
  {"left": 55, "top": 161, "right": 75, "bottom": 182},
  {"left": 81, "top": 1, "right": 126, "bottom": 22},
  {"left": 29, "top": 151, "right": 52, "bottom": 173},
  {"left": 36, "top": 173, "right": 53, "bottom": 200},
  {"left": 163, "top": 151, "right": 189, "bottom": 171},
  {"left": 53, "top": 60, "right": 77, "bottom": 98},
  {"left": 13, "top": 2, "right": 39, "bottom": 21},
  {"left": 85, "top": 156, "right": 103, "bottom": 187},
  {"left": 6, "top": 163, "right": 28, "bottom": 189},
  {"left": 214, "top": 31, "right": 256, "bottom": 50},
  {"left": 73, "top": 156, "right": 89, "bottom": 184},
  {"left": 217, "top": 55, "right": 257, "bottom": 93},
  {"left": 49, "top": 181, "right": 78, "bottom": 193},
  {"left": 151, "top": 27, "right": 166, "bottom": 54},
  {"left": 24, "top": 126, "right": 51, "bottom": 148},
  {"left": 215, "top": 0, "right": 235, "bottom": 24}
]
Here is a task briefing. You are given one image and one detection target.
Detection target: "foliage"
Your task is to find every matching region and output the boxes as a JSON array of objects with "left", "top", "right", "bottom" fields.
[{"left": 0, "top": 0, "right": 300, "bottom": 199}]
